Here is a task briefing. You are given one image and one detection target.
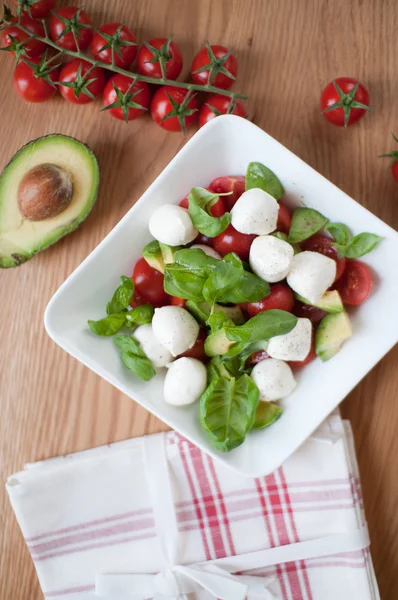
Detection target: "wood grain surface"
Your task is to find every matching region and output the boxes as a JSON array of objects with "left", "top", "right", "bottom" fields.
[{"left": 1, "top": 0, "right": 397, "bottom": 598}]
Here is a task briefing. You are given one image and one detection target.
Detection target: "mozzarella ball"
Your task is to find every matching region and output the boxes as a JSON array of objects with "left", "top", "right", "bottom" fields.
[
  {"left": 231, "top": 188, "right": 279, "bottom": 235},
  {"left": 249, "top": 235, "right": 294, "bottom": 282},
  {"left": 190, "top": 244, "right": 221, "bottom": 260},
  {"left": 164, "top": 357, "right": 207, "bottom": 406},
  {"left": 287, "top": 251, "right": 336, "bottom": 304},
  {"left": 251, "top": 358, "right": 296, "bottom": 401},
  {"left": 133, "top": 324, "right": 173, "bottom": 368},
  {"left": 149, "top": 204, "right": 198, "bottom": 246},
  {"left": 267, "top": 318, "right": 312, "bottom": 361},
  {"left": 152, "top": 306, "right": 199, "bottom": 357}
]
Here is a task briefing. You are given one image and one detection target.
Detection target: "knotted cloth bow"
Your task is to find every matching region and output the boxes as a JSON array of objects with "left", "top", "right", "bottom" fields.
[{"left": 95, "top": 433, "right": 369, "bottom": 599}]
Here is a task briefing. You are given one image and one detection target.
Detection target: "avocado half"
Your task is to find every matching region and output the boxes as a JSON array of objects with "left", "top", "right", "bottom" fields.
[{"left": 0, "top": 134, "right": 100, "bottom": 268}]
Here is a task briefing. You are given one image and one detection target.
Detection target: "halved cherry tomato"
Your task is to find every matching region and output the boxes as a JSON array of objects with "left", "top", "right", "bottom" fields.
[
  {"left": 334, "top": 260, "right": 372, "bottom": 306},
  {"left": 171, "top": 296, "right": 187, "bottom": 309},
  {"left": 13, "top": 0, "right": 55, "bottom": 18},
  {"left": 0, "top": 16, "right": 46, "bottom": 58},
  {"left": 288, "top": 338, "right": 317, "bottom": 369},
  {"left": 213, "top": 224, "right": 255, "bottom": 261},
  {"left": 292, "top": 300, "right": 327, "bottom": 324},
  {"left": 277, "top": 201, "right": 292, "bottom": 234},
  {"left": 150, "top": 86, "right": 198, "bottom": 133},
  {"left": 137, "top": 37, "right": 183, "bottom": 80},
  {"left": 179, "top": 329, "right": 207, "bottom": 361},
  {"left": 49, "top": 6, "right": 93, "bottom": 51},
  {"left": 179, "top": 194, "right": 225, "bottom": 217},
  {"left": 199, "top": 94, "right": 247, "bottom": 127},
  {"left": 191, "top": 44, "right": 237, "bottom": 90},
  {"left": 247, "top": 350, "right": 269, "bottom": 367},
  {"left": 59, "top": 59, "right": 106, "bottom": 104},
  {"left": 244, "top": 283, "right": 294, "bottom": 317},
  {"left": 302, "top": 234, "right": 346, "bottom": 282},
  {"left": 132, "top": 257, "right": 170, "bottom": 307},
  {"left": 13, "top": 57, "right": 59, "bottom": 102},
  {"left": 208, "top": 176, "right": 245, "bottom": 211},
  {"left": 103, "top": 75, "right": 150, "bottom": 121},
  {"left": 91, "top": 23, "right": 137, "bottom": 68}
]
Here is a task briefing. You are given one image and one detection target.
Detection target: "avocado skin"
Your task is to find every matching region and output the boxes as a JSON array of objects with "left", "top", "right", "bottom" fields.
[{"left": 0, "top": 134, "right": 100, "bottom": 268}]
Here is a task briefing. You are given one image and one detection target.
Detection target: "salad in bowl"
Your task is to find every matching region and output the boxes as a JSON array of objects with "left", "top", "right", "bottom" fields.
[{"left": 87, "top": 161, "right": 381, "bottom": 452}]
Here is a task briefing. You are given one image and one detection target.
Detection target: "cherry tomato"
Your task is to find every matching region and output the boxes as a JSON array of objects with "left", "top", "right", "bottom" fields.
[
  {"left": 91, "top": 23, "right": 137, "bottom": 69},
  {"left": 213, "top": 224, "right": 255, "bottom": 261},
  {"left": 380, "top": 132, "right": 398, "bottom": 182},
  {"left": 150, "top": 86, "right": 198, "bottom": 133},
  {"left": 132, "top": 257, "right": 169, "bottom": 307},
  {"left": 247, "top": 350, "right": 269, "bottom": 367},
  {"left": 137, "top": 37, "right": 183, "bottom": 80},
  {"left": 199, "top": 94, "right": 247, "bottom": 127},
  {"left": 277, "top": 201, "right": 292, "bottom": 234},
  {"left": 302, "top": 234, "right": 346, "bottom": 282},
  {"left": 194, "top": 233, "right": 214, "bottom": 247},
  {"left": 129, "top": 290, "right": 147, "bottom": 309},
  {"left": 59, "top": 59, "right": 106, "bottom": 104},
  {"left": 288, "top": 338, "right": 317, "bottom": 369},
  {"left": 13, "top": 58, "right": 59, "bottom": 102},
  {"left": 292, "top": 300, "right": 327, "bottom": 324},
  {"left": 0, "top": 16, "right": 46, "bottom": 58},
  {"left": 13, "top": 0, "right": 55, "bottom": 18},
  {"left": 244, "top": 284, "right": 294, "bottom": 317},
  {"left": 320, "top": 77, "right": 370, "bottom": 127},
  {"left": 393, "top": 162, "right": 398, "bottom": 182},
  {"left": 208, "top": 176, "right": 245, "bottom": 211},
  {"left": 179, "top": 194, "right": 225, "bottom": 217},
  {"left": 171, "top": 296, "right": 187, "bottom": 309},
  {"left": 179, "top": 329, "right": 207, "bottom": 361},
  {"left": 103, "top": 75, "right": 150, "bottom": 121},
  {"left": 334, "top": 260, "right": 372, "bottom": 306},
  {"left": 49, "top": 6, "right": 93, "bottom": 51},
  {"left": 191, "top": 44, "right": 237, "bottom": 90}
]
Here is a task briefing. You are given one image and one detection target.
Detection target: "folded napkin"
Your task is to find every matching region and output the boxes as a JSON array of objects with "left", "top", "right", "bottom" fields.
[{"left": 7, "top": 412, "right": 379, "bottom": 600}]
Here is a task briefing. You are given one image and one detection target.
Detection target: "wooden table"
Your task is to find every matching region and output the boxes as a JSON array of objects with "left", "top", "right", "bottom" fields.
[{"left": 1, "top": 0, "right": 397, "bottom": 598}]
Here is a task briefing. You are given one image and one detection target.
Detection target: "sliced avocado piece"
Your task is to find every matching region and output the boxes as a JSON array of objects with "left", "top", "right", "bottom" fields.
[
  {"left": 295, "top": 290, "right": 344, "bottom": 313},
  {"left": 0, "top": 134, "right": 99, "bottom": 268},
  {"left": 316, "top": 311, "right": 352, "bottom": 362},
  {"left": 252, "top": 401, "right": 282, "bottom": 430},
  {"left": 142, "top": 240, "right": 164, "bottom": 273},
  {"left": 186, "top": 301, "right": 245, "bottom": 325},
  {"left": 205, "top": 328, "right": 236, "bottom": 357},
  {"left": 159, "top": 242, "right": 182, "bottom": 266}
]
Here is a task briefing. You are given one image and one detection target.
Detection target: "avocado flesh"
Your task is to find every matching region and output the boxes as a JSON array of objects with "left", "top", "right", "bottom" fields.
[
  {"left": 316, "top": 311, "right": 352, "bottom": 362},
  {"left": 295, "top": 290, "right": 343, "bottom": 313},
  {"left": 159, "top": 242, "right": 182, "bottom": 265},
  {"left": 142, "top": 240, "right": 164, "bottom": 273},
  {"left": 0, "top": 134, "right": 99, "bottom": 268},
  {"left": 205, "top": 328, "right": 236, "bottom": 357}
]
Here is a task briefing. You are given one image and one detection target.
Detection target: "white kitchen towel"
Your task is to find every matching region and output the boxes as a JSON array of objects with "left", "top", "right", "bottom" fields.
[{"left": 6, "top": 412, "right": 379, "bottom": 599}]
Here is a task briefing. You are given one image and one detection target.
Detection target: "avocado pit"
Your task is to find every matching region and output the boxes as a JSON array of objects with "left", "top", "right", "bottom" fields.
[{"left": 18, "top": 163, "right": 73, "bottom": 221}]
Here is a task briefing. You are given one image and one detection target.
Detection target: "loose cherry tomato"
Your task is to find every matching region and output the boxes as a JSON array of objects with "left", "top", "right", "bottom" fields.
[
  {"left": 13, "top": 0, "right": 55, "bottom": 18},
  {"left": 302, "top": 234, "right": 346, "bottom": 282},
  {"left": 13, "top": 57, "right": 59, "bottom": 102},
  {"left": 49, "top": 6, "right": 93, "bottom": 51},
  {"left": 179, "top": 194, "right": 225, "bottom": 217},
  {"left": 247, "top": 350, "right": 269, "bottom": 367},
  {"left": 91, "top": 23, "right": 137, "bottom": 68},
  {"left": 213, "top": 224, "right": 255, "bottom": 261},
  {"left": 208, "top": 176, "right": 245, "bottom": 211},
  {"left": 103, "top": 75, "right": 150, "bottom": 122},
  {"left": 292, "top": 300, "right": 327, "bottom": 324},
  {"left": 150, "top": 86, "right": 198, "bottom": 133},
  {"left": 199, "top": 94, "right": 247, "bottom": 127},
  {"left": 334, "top": 260, "right": 372, "bottom": 306},
  {"left": 288, "top": 338, "right": 317, "bottom": 369},
  {"left": 380, "top": 132, "right": 398, "bottom": 182},
  {"left": 179, "top": 329, "right": 207, "bottom": 361},
  {"left": 171, "top": 296, "right": 187, "bottom": 308},
  {"left": 191, "top": 44, "right": 237, "bottom": 90},
  {"left": 320, "top": 77, "right": 370, "bottom": 127},
  {"left": 392, "top": 162, "right": 398, "bottom": 182},
  {"left": 0, "top": 16, "right": 46, "bottom": 59},
  {"left": 244, "top": 284, "right": 294, "bottom": 317},
  {"left": 277, "top": 201, "right": 292, "bottom": 234},
  {"left": 59, "top": 59, "right": 106, "bottom": 104},
  {"left": 137, "top": 37, "right": 183, "bottom": 80},
  {"left": 132, "top": 257, "right": 170, "bottom": 307}
]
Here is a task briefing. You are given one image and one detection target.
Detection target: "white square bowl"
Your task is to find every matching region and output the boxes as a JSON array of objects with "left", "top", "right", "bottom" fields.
[{"left": 45, "top": 115, "right": 398, "bottom": 477}]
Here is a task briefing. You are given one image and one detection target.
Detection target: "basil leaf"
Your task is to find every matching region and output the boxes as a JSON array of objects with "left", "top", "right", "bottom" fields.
[
  {"left": 288, "top": 207, "right": 328, "bottom": 244},
  {"left": 199, "top": 374, "right": 259, "bottom": 452},
  {"left": 188, "top": 187, "right": 231, "bottom": 237},
  {"left": 252, "top": 401, "right": 282, "bottom": 430},
  {"left": 223, "top": 271, "right": 270, "bottom": 304},
  {"left": 203, "top": 260, "right": 243, "bottom": 304},
  {"left": 246, "top": 162, "right": 284, "bottom": 200},
  {"left": 207, "top": 311, "right": 233, "bottom": 332},
  {"left": 88, "top": 313, "right": 126, "bottom": 336},
  {"left": 114, "top": 335, "right": 156, "bottom": 381},
  {"left": 186, "top": 300, "right": 212, "bottom": 323},
  {"left": 207, "top": 357, "right": 234, "bottom": 383},
  {"left": 226, "top": 310, "right": 297, "bottom": 344},
  {"left": 324, "top": 222, "right": 352, "bottom": 245},
  {"left": 106, "top": 276, "right": 134, "bottom": 315},
  {"left": 335, "top": 233, "right": 382, "bottom": 258},
  {"left": 164, "top": 263, "right": 206, "bottom": 301},
  {"left": 223, "top": 252, "right": 243, "bottom": 269},
  {"left": 174, "top": 248, "right": 218, "bottom": 275},
  {"left": 125, "top": 304, "right": 154, "bottom": 327}
]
